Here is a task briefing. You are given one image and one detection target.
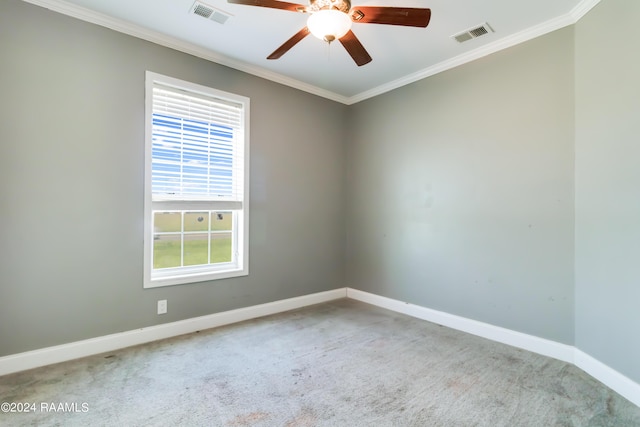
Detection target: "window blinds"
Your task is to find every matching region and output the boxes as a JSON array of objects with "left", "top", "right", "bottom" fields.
[{"left": 151, "top": 85, "right": 245, "bottom": 202}]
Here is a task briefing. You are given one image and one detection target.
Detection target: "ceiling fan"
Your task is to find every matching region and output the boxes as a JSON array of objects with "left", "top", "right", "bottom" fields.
[{"left": 227, "top": 0, "right": 431, "bottom": 66}]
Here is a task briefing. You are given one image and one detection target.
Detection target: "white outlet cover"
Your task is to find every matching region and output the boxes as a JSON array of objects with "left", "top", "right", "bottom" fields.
[{"left": 157, "top": 300, "right": 167, "bottom": 314}]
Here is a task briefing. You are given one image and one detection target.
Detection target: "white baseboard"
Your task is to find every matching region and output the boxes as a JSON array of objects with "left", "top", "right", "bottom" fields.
[
  {"left": 2, "top": 286, "right": 638, "bottom": 409},
  {"left": 346, "top": 287, "right": 640, "bottom": 408},
  {"left": 346, "top": 288, "right": 575, "bottom": 363},
  {"left": 575, "top": 349, "right": 640, "bottom": 408},
  {"left": 0, "top": 288, "right": 346, "bottom": 376}
]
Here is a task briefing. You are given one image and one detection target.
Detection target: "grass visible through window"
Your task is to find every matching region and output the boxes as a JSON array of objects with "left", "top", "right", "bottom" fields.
[{"left": 153, "top": 211, "right": 233, "bottom": 269}]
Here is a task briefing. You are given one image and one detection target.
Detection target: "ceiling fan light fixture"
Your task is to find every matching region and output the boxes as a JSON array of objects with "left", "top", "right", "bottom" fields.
[{"left": 307, "top": 9, "right": 352, "bottom": 42}]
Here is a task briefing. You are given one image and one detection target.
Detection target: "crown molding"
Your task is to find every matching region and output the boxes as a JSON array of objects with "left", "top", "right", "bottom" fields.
[
  {"left": 347, "top": 0, "right": 601, "bottom": 104},
  {"left": 569, "top": 0, "right": 601, "bottom": 21},
  {"left": 20, "top": 0, "right": 351, "bottom": 104},
  {"left": 22, "top": 0, "right": 600, "bottom": 106}
]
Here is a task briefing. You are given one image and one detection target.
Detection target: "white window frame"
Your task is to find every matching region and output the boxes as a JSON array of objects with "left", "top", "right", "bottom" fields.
[{"left": 143, "top": 71, "right": 249, "bottom": 288}]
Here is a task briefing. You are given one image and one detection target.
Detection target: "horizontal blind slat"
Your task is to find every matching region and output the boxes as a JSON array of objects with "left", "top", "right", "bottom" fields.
[{"left": 151, "top": 83, "right": 244, "bottom": 202}]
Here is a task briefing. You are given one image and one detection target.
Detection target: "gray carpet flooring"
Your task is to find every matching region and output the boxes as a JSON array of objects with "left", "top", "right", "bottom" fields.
[{"left": 1, "top": 298, "right": 639, "bottom": 426}]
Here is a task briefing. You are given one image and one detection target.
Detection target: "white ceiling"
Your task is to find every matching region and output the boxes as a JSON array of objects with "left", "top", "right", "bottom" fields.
[{"left": 25, "top": 0, "right": 598, "bottom": 104}]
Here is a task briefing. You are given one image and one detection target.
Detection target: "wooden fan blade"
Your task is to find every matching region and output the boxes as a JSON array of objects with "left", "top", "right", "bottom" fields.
[
  {"left": 351, "top": 7, "right": 431, "bottom": 27},
  {"left": 227, "top": 0, "right": 306, "bottom": 13},
  {"left": 339, "top": 30, "right": 372, "bottom": 67},
  {"left": 267, "top": 27, "right": 310, "bottom": 60}
]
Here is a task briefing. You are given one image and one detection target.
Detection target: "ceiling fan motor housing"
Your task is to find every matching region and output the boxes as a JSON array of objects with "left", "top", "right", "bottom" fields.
[{"left": 308, "top": 0, "right": 351, "bottom": 13}]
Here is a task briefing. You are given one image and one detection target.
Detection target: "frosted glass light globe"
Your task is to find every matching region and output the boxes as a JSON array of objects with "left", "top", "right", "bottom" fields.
[{"left": 307, "top": 9, "right": 352, "bottom": 42}]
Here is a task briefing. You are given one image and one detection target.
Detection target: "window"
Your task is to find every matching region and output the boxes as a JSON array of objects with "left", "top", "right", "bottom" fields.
[{"left": 144, "top": 72, "right": 249, "bottom": 288}]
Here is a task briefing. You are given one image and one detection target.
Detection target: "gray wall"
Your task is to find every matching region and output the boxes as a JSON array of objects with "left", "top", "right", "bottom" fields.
[
  {"left": 345, "top": 28, "right": 576, "bottom": 344},
  {"left": 0, "top": 0, "right": 346, "bottom": 356},
  {"left": 2, "top": 0, "right": 639, "bottom": 388},
  {"left": 345, "top": 0, "right": 640, "bottom": 385},
  {"left": 575, "top": 0, "right": 640, "bottom": 382}
]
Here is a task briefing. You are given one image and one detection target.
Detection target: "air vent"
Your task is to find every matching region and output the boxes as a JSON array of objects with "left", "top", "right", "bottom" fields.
[
  {"left": 190, "top": 1, "right": 232, "bottom": 24},
  {"left": 452, "top": 23, "right": 494, "bottom": 43}
]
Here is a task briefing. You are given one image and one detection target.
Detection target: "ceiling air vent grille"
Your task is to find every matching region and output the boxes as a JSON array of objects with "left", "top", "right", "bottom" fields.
[
  {"left": 452, "top": 23, "right": 494, "bottom": 43},
  {"left": 190, "top": 1, "right": 232, "bottom": 24}
]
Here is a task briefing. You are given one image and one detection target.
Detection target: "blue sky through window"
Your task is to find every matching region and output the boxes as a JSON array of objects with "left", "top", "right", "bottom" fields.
[{"left": 152, "top": 113, "right": 234, "bottom": 198}]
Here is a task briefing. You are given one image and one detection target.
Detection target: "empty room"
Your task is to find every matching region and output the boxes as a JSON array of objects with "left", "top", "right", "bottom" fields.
[{"left": 1, "top": 0, "right": 639, "bottom": 425}]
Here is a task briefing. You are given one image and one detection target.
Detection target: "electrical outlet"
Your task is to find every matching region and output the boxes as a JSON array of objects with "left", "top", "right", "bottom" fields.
[{"left": 157, "top": 299, "right": 167, "bottom": 315}]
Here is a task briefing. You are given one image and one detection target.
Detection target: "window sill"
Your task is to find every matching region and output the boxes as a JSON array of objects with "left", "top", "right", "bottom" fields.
[{"left": 143, "top": 267, "right": 248, "bottom": 289}]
